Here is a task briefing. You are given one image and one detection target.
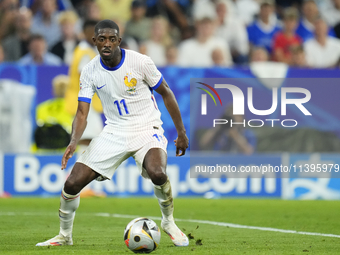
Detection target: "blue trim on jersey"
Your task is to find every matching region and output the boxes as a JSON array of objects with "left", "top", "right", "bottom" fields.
[
  {"left": 78, "top": 97, "right": 91, "bottom": 103},
  {"left": 152, "top": 75, "right": 163, "bottom": 90},
  {"left": 100, "top": 48, "right": 126, "bottom": 71}
]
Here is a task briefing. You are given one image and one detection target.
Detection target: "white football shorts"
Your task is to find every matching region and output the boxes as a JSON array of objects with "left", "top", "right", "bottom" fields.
[
  {"left": 80, "top": 106, "right": 103, "bottom": 140},
  {"left": 77, "top": 126, "right": 168, "bottom": 179}
]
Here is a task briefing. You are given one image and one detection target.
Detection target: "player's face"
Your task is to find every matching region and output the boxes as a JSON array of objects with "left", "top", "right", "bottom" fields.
[{"left": 93, "top": 28, "right": 121, "bottom": 60}]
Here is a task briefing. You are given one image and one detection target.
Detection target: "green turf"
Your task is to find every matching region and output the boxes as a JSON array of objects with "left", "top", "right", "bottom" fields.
[{"left": 1, "top": 197, "right": 340, "bottom": 254}]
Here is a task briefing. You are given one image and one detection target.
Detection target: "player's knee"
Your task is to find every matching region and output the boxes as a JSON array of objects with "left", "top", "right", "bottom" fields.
[
  {"left": 64, "top": 179, "right": 81, "bottom": 195},
  {"left": 148, "top": 167, "right": 167, "bottom": 186}
]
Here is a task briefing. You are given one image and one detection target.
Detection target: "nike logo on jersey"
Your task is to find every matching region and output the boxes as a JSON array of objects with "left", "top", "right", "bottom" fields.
[{"left": 97, "top": 84, "right": 106, "bottom": 89}]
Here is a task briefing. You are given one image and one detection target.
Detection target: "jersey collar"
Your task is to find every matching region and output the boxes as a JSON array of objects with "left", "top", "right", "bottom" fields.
[{"left": 100, "top": 48, "right": 125, "bottom": 71}]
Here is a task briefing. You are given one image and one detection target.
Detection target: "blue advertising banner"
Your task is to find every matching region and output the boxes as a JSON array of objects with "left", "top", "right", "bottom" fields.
[
  {"left": 2, "top": 153, "right": 281, "bottom": 198},
  {"left": 3, "top": 153, "right": 340, "bottom": 199},
  {"left": 3, "top": 154, "right": 75, "bottom": 196}
]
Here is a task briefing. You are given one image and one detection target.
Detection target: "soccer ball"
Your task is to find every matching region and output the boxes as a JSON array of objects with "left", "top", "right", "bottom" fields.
[{"left": 124, "top": 217, "right": 161, "bottom": 253}]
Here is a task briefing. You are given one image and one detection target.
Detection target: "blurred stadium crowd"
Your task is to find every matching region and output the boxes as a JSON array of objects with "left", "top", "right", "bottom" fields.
[{"left": 0, "top": 0, "right": 340, "bottom": 68}]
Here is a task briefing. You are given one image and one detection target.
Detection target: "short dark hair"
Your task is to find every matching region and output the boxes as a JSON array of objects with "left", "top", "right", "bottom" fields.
[
  {"left": 303, "top": 0, "right": 316, "bottom": 4},
  {"left": 131, "top": 0, "right": 146, "bottom": 9},
  {"left": 83, "top": 19, "right": 99, "bottom": 32},
  {"left": 29, "top": 34, "right": 45, "bottom": 44},
  {"left": 283, "top": 7, "right": 299, "bottom": 20},
  {"left": 94, "top": 19, "right": 120, "bottom": 36}
]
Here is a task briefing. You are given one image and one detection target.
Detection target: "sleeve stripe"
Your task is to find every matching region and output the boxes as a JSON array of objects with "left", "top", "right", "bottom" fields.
[
  {"left": 78, "top": 97, "right": 91, "bottom": 103},
  {"left": 152, "top": 75, "right": 163, "bottom": 90}
]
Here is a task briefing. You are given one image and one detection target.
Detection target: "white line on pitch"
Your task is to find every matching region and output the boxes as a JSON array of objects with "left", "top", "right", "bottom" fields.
[
  {"left": 95, "top": 213, "right": 340, "bottom": 239},
  {"left": 0, "top": 212, "right": 56, "bottom": 216},
  {"left": 2, "top": 211, "right": 340, "bottom": 239}
]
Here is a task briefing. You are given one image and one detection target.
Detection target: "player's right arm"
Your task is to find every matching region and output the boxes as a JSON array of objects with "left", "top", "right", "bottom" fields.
[
  {"left": 61, "top": 101, "right": 90, "bottom": 169},
  {"left": 62, "top": 64, "right": 95, "bottom": 169}
]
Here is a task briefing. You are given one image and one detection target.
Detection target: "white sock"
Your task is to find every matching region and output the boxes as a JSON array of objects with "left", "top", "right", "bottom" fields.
[
  {"left": 153, "top": 178, "right": 174, "bottom": 222},
  {"left": 59, "top": 189, "right": 80, "bottom": 237}
]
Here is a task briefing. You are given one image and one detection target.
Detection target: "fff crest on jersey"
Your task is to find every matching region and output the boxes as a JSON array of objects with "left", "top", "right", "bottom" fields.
[{"left": 124, "top": 73, "right": 137, "bottom": 94}]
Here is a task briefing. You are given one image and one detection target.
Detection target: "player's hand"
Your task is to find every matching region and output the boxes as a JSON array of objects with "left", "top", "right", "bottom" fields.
[
  {"left": 174, "top": 133, "right": 189, "bottom": 156},
  {"left": 61, "top": 141, "right": 77, "bottom": 170}
]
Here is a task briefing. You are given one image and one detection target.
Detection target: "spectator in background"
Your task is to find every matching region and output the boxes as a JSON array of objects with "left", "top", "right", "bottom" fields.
[
  {"left": 74, "top": 1, "right": 101, "bottom": 37},
  {"left": 247, "top": 0, "right": 281, "bottom": 53},
  {"left": 272, "top": 7, "right": 302, "bottom": 64},
  {"left": 125, "top": 0, "right": 151, "bottom": 43},
  {"left": 275, "top": 0, "right": 303, "bottom": 18},
  {"left": 296, "top": 0, "right": 335, "bottom": 42},
  {"left": 165, "top": 44, "right": 178, "bottom": 66},
  {"left": 35, "top": 74, "right": 73, "bottom": 136},
  {"left": 212, "top": 48, "right": 228, "bottom": 66},
  {"left": 140, "top": 16, "right": 172, "bottom": 67},
  {"left": 33, "top": 74, "right": 73, "bottom": 153},
  {"left": 177, "top": 16, "right": 232, "bottom": 67},
  {"left": 18, "top": 34, "right": 62, "bottom": 65},
  {"left": 304, "top": 18, "right": 340, "bottom": 68},
  {"left": 31, "top": 0, "right": 62, "bottom": 49},
  {"left": 290, "top": 45, "right": 308, "bottom": 67},
  {"left": 73, "top": 0, "right": 100, "bottom": 20},
  {"left": 84, "top": 1, "right": 101, "bottom": 20},
  {"left": 250, "top": 46, "right": 270, "bottom": 62},
  {"left": 236, "top": 0, "right": 260, "bottom": 25},
  {"left": 95, "top": 0, "right": 133, "bottom": 23},
  {"left": 51, "top": 10, "right": 79, "bottom": 65},
  {"left": 233, "top": 0, "right": 260, "bottom": 26},
  {"left": 215, "top": 0, "right": 249, "bottom": 64},
  {"left": 2, "top": 7, "right": 32, "bottom": 61},
  {"left": 320, "top": 0, "right": 340, "bottom": 27},
  {"left": 296, "top": 0, "right": 318, "bottom": 42},
  {"left": 0, "top": 0, "right": 19, "bottom": 40},
  {"left": 113, "top": 19, "right": 139, "bottom": 52},
  {"left": 145, "top": 0, "right": 191, "bottom": 41},
  {"left": 193, "top": 0, "right": 235, "bottom": 22},
  {"left": 21, "top": 0, "right": 73, "bottom": 14}
]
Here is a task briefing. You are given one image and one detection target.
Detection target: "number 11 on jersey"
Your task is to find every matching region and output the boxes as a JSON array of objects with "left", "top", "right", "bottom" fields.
[{"left": 114, "top": 99, "right": 129, "bottom": 115}]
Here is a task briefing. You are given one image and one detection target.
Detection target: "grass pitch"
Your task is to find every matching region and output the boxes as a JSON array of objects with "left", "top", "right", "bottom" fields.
[{"left": 1, "top": 197, "right": 340, "bottom": 254}]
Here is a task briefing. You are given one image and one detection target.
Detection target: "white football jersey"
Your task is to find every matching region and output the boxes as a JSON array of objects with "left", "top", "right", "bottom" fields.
[{"left": 78, "top": 49, "right": 164, "bottom": 132}]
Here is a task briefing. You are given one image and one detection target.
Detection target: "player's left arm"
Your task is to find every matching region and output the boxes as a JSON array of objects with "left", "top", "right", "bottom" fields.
[{"left": 155, "top": 79, "right": 188, "bottom": 156}]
